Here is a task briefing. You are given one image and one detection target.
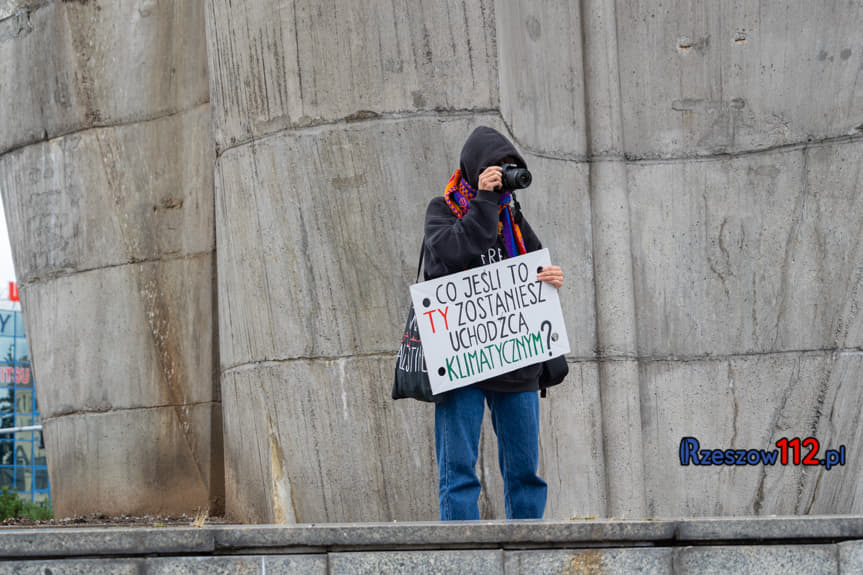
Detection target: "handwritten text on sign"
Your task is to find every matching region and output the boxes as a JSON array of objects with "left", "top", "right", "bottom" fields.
[{"left": 410, "top": 249, "right": 570, "bottom": 395}]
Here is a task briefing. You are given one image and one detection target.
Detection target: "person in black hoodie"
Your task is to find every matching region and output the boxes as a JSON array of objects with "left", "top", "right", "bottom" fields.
[{"left": 424, "top": 126, "right": 563, "bottom": 520}]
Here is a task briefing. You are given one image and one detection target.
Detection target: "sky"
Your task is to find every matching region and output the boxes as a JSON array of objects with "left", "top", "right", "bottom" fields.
[{"left": 0, "top": 192, "right": 17, "bottom": 294}]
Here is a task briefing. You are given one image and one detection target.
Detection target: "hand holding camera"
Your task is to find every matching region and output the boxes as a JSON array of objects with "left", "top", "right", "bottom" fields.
[{"left": 478, "top": 164, "right": 532, "bottom": 192}]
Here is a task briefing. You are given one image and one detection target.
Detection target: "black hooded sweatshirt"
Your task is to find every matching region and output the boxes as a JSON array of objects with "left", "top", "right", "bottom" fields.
[{"left": 423, "top": 126, "right": 542, "bottom": 393}]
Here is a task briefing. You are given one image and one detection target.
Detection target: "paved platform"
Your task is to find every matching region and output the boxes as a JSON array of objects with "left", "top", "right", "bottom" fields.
[{"left": 0, "top": 516, "right": 861, "bottom": 573}]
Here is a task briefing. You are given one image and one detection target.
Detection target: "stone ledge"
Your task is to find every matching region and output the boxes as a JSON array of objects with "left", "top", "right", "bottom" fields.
[
  {"left": 211, "top": 520, "right": 676, "bottom": 551},
  {"left": 677, "top": 516, "right": 863, "bottom": 541},
  {"left": 0, "top": 527, "right": 214, "bottom": 557},
  {"left": 1, "top": 517, "right": 862, "bottom": 559}
]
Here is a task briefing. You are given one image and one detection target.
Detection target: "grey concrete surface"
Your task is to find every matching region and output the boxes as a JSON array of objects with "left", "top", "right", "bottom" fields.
[
  {"left": 504, "top": 548, "right": 673, "bottom": 575},
  {"left": 2, "top": 518, "right": 862, "bottom": 558},
  {"left": 21, "top": 255, "right": 215, "bottom": 416},
  {"left": 0, "top": 0, "right": 208, "bottom": 155},
  {"left": 0, "top": 106, "right": 214, "bottom": 283},
  {"left": 0, "top": 560, "right": 143, "bottom": 575},
  {"left": 204, "top": 0, "right": 498, "bottom": 152},
  {"left": 220, "top": 356, "right": 603, "bottom": 523},
  {"left": 213, "top": 115, "right": 597, "bottom": 522},
  {"left": 536, "top": 361, "right": 606, "bottom": 520},
  {"left": 209, "top": 519, "right": 677, "bottom": 550},
  {"left": 0, "top": 519, "right": 861, "bottom": 574},
  {"left": 41, "top": 402, "right": 221, "bottom": 517},
  {"left": 214, "top": 116, "right": 594, "bottom": 366},
  {"left": 146, "top": 556, "right": 328, "bottom": 575},
  {"left": 220, "top": 357, "right": 438, "bottom": 524},
  {"left": 1, "top": 0, "right": 862, "bottom": 525},
  {"left": 617, "top": 1, "right": 863, "bottom": 159},
  {"left": 496, "top": 0, "right": 587, "bottom": 157},
  {"left": 673, "top": 545, "right": 837, "bottom": 575},
  {"left": 214, "top": 117, "right": 480, "bottom": 365},
  {"left": 209, "top": 0, "right": 863, "bottom": 522},
  {"left": 677, "top": 516, "right": 863, "bottom": 541},
  {"left": 329, "top": 550, "right": 503, "bottom": 575},
  {"left": 0, "top": 0, "right": 44, "bottom": 23},
  {"left": 0, "top": 0, "right": 220, "bottom": 517},
  {"left": 839, "top": 541, "right": 863, "bottom": 574},
  {"left": 3, "top": 547, "right": 860, "bottom": 575},
  {"left": 629, "top": 141, "right": 863, "bottom": 358},
  {"left": 581, "top": 0, "right": 646, "bottom": 518},
  {"left": 0, "top": 526, "right": 213, "bottom": 557},
  {"left": 19, "top": 254, "right": 221, "bottom": 516},
  {"left": 0, "top": 557, "right": 327, "bottom": 575},
  {"left": 641, "top": 352, "right": 863, "bottom": 516}
]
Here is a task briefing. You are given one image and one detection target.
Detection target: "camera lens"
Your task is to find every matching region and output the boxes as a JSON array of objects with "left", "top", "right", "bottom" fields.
[{"left": 501, "top": 164, "right": 532, "bottom": 190}]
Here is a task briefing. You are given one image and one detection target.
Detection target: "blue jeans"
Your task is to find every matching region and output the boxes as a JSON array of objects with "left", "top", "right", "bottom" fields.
[{"left": 435, "top": 386, "right": 547, "bottom": 520}]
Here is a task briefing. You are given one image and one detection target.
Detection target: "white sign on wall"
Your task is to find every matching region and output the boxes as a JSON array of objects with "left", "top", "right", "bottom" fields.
[{"left": 410, "top": 248, "right": 570, "bottom": 395}]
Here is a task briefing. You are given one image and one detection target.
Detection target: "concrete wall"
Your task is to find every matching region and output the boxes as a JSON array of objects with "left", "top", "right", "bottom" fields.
[
  {"left": 0, "top": 0, "right": 861, "bottom": 522},
  {"left": 620, "top": 0, "right": 863, "bottom": 517},
  {"left": 0, "top": 1, "right": 222, "bottom": 516},
  {"left": 206, "top": 0, "right": 863, "bottom": 522},
  {"left": 204, "top": 0, "right": 603, "bottom": 522}
]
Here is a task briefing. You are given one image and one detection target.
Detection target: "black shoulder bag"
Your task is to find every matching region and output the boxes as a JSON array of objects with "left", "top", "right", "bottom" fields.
[
  {"left": 539, "top": 355, "right": 568, "bottom": 397},
  {"left": 392, "top": 243, "right": 443, "bottom": 403}
]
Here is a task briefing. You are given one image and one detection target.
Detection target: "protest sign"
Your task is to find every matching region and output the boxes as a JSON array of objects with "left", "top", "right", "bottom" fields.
[{"left": 410, "top": 248, "right": 570, "bottom": 395}]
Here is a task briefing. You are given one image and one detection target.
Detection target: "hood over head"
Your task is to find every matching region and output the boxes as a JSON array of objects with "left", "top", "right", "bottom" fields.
[{"left": 459, "top": 126, "right": 527, "bottom": 190}]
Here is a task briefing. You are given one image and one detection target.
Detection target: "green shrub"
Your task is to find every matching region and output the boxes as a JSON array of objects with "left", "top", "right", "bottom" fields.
[{"left": 0, "top": 486, "right": 53, "bottom": 521}]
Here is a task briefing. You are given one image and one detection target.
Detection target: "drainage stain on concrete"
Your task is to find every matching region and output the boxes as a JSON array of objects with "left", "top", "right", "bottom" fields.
[{"left": 560, "top": 550, "right": 603, "bottom": 574}]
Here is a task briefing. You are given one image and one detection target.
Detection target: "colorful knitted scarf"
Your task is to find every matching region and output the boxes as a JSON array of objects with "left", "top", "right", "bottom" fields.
[{"left": 443, "top": 169, "right": 526, "bottom": 258}]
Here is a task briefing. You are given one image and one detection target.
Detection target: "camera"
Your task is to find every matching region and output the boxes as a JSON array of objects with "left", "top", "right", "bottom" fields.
[{"left": 501, "top": 163, "right": 532, "bottom": 190}]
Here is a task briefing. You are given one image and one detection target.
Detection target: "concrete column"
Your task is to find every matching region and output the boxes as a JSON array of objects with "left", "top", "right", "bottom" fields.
[
  {"left": 619, "top": 1, "right": 863, "bottom": 516},
  {"left": 205, "top": 0, "right": 506, "bottom": 523},
  {"left": 580, "top": 0, "right": 646, "bottom": 517},
  {"left": 0, "top": 1, "right": 221, "bottom": 516}
]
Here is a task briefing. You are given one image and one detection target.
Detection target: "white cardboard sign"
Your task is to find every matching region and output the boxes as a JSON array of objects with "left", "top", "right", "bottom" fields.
[{"left": 410, "top": 248, "right": 570, "bottom": 395}]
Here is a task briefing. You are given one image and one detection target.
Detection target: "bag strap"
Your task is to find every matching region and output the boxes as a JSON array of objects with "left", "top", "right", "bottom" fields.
[{"left": 415, "top": 240, "right": 425, "bottom": 283}]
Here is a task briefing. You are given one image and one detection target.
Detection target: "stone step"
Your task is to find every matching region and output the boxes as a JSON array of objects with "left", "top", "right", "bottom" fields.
[{"left": 0, "top": 517, "right": 861, "bottom": 574}]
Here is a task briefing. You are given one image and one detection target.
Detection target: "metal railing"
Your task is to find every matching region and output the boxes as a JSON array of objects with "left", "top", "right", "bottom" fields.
[{"left": 0, "top": 425, "right": 41, "bottom": 434}]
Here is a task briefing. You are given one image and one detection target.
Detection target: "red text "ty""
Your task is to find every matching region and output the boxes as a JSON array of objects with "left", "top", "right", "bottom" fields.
[{"left": 422, "top": 306, "right": 449, "bottom": 334}]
